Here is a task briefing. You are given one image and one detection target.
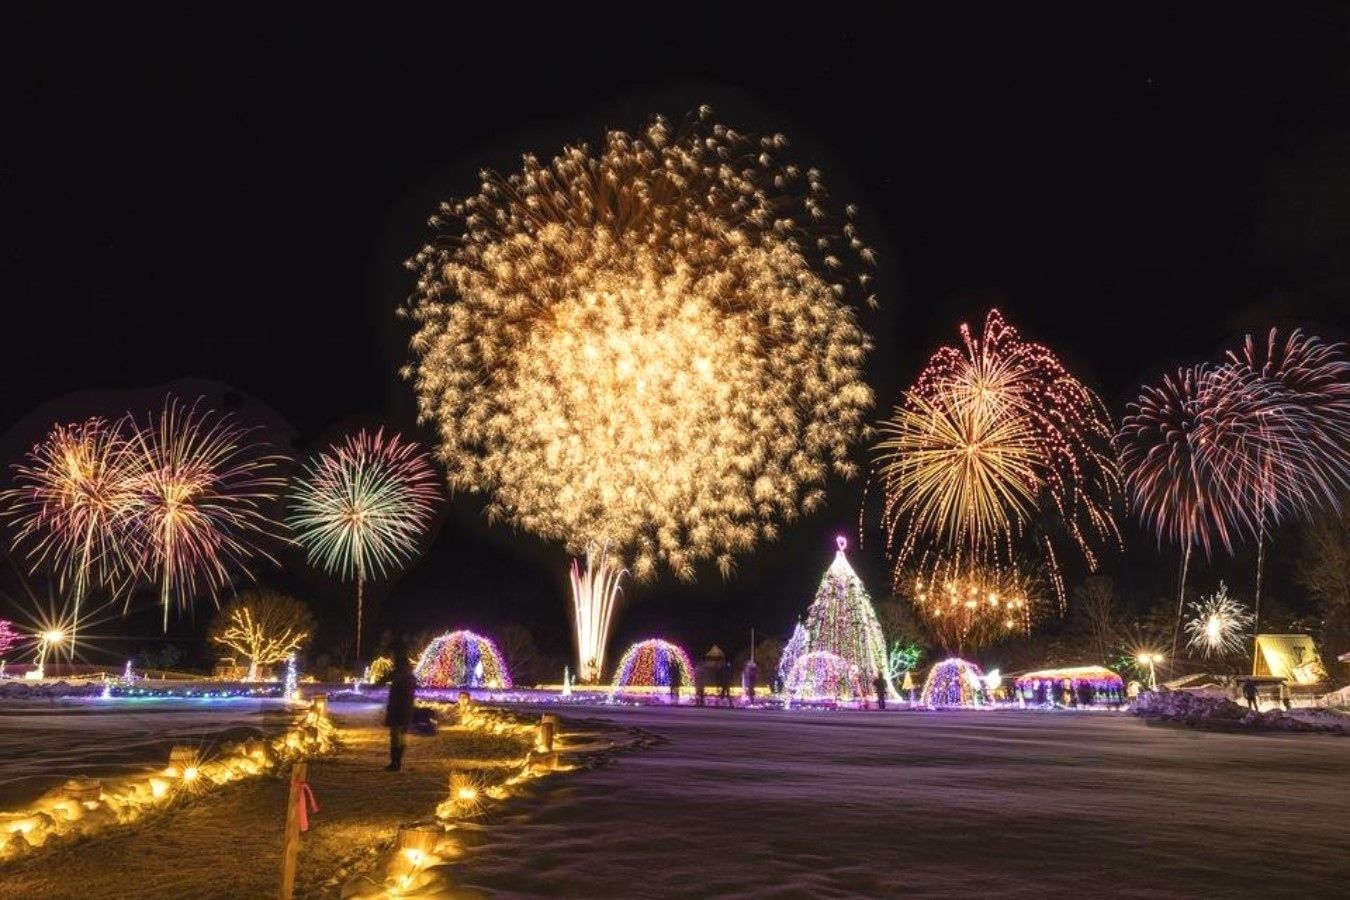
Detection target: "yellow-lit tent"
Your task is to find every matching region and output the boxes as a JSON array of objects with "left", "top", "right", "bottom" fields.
[{"left": 1252, "top": 634, "right": 1326, "bottom": 685}]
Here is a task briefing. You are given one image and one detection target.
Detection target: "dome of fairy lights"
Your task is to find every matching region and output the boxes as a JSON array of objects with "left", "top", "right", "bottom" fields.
[
  {"left": 919, "top": 657, "right": 985, "bottom": 708},
  {"left": 413, "top": 629, "right": 512, "bottom": 689},
  {"left": 609, "top": 638, "right": 694, "bottom": 693}
]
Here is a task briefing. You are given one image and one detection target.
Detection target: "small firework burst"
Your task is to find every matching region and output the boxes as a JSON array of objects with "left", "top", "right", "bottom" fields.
[
  {"left": 1184, "top": 582, "right": 1253, "bottom": 658},
  {"left": 287, "top": 428, "right": 439, "bottom": 659}
]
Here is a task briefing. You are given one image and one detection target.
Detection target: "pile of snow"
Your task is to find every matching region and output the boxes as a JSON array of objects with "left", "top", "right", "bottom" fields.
[
  {"left": 1132, "top": 691, "right": 1350, "bottom": 734},
  {"left": 0, "top": 681, "right": 103, "bottom": 700}
]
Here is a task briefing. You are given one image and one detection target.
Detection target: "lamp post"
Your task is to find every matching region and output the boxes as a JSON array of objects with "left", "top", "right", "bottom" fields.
[
  {"left": 35, "top": 629, "right": 66, "bottom": 679},
  {"left": 1136, "top": 652, "right": 1163, "bottom": 691}
]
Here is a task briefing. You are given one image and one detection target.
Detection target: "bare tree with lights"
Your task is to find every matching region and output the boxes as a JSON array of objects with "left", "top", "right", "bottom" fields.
[{"left": 208, "top": 590, "right": 315, "bottom": 681}]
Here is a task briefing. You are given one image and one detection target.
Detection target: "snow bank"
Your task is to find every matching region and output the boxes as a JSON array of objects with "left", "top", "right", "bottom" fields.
[
  {"left": 1132, "top": 690, "right": 1350, "bottom": 734},
  {"left": 0, "top": 680, "right": 103, "bottom": 700}
]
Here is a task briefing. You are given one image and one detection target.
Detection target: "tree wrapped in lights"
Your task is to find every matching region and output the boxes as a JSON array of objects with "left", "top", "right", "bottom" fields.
[
  {"left": 886, "top": 642, "right": 922, "bottom": 682},
  {"left": 777, "top": 619, "right": 809, "bottom": 688},
  {"left": 610, "top": 638, "right": 694, "bottom": 694},
  {"left": 901, "top": 564, "right": 1040, "bottom": 655},
  {"left": 208, "top": 590, "right": 315, "bottom": 681},
  {"left": 569, "top": 543, "right": 625, "bottom": 683},
  {"left": 403, "top": 107, "right": 876, "bottom": 584},
  {"left": 1184, "top": 582, "right": 1254, "bottom": 659},
  {"left": 414, "top": 630, "right": 512, "bottom": 689},
  {"left": 802, "top": 537, "right": 893, "bottom": 697}
]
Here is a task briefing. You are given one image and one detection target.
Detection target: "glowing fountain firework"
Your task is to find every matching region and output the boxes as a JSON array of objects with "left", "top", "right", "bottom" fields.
[
  {"left": 568, "top": 543, "right": 626, "bottom": 683},
  {"left": 121, "top": 398, "right": 286, "bottom": 629},
  {"left": 414, "top": 630, "right": 512, "bottom": 689},
  {"left": 287, "top": 428, "right": 439, "bottom": 660},
  {"left": 402, "top": 106, "right": 875, "bottom": 583},
  {"left": 2, "top": 417, "right": 138, "bottom": 633},
  {"left": 901, "top": 564, "right": 1040, "bottom": 655},
  {"left": 609, "top": 638, "right": 694, "bottom": 694},
  {"left": 1183, "top": 582, "right": 1253, "bottom": 659},
  {"left": 874, "top": 310, "right": 1120, "bottom": 610}
]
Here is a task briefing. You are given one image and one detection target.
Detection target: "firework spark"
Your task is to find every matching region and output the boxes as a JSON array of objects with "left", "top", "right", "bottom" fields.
[
  {"left": 403, "top": 106, "right": 875, "bottom": 581},
  {"left": 121, "top": 397, "right": 286, "bottom": 629},
  {"left": 287, "top": 428, "right": 439, "bottom": 659},
  {"left": 1184, "top": 581, "right": 1253, "bottom": 658},
  {"left": 2, "top": 417, "right": 138, "bottom": 631},
  {"left": 900, "top": 564, "right": 1040, "bottom": 654},
  {"left": 1122, "top": 332, "right": 1350, "bottom": 557},
  {"left": 1118, "top": 365, "right": 1263, "bottom": 559},
  {"left": 874, "top": 309, "right": 1120, "bottom": 607},
  {"left": 1225, "top": 329, "right": 1350, "bottom": 523}
]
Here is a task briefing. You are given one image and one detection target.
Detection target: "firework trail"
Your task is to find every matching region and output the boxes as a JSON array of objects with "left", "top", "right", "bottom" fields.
[
  {"left": 403, "top": 106, "right": 875, "bottom": 582},
  {"left": 874, "top": 309, "right": 1121, "bottom": 608},
  {"left": 287, "top": 428, "right": 439, "bottom": 660}
]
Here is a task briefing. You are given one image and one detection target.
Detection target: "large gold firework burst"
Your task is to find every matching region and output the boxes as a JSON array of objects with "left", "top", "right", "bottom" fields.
[
  {"left": 874, "top": 310, "right": 1120, "bottom": 607},
  {"left": 403, "top": 107, "right": 875, "bottom": 580}
]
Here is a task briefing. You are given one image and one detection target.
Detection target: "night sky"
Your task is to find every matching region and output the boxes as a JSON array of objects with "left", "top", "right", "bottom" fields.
[{"left": 2, "top": 7, "right": 1348, "bottom": 669}]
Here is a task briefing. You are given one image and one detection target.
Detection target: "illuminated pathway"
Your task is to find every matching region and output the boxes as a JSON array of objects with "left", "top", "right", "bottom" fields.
[
  {"left": 0, "top": 703, "right": 525, "bottom": 899},
  {"left": 451, "top": 705, "right": 1348, "bottom": 898}
]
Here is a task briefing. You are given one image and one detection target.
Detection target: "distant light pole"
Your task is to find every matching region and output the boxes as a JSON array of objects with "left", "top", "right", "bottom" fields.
[
  {"left": 1136, "top": 652, "right": 1163, "bottom": 691},
  {"left": 35, "top": 628, "right": 66, "bottom": 679}
]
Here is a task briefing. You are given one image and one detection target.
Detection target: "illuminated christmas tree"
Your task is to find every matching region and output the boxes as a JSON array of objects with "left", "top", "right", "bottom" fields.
[
  {"left": 778, "top": 619, "right": 809, "bottom": 687},
  {"left": 804, "top": 536, "right": 894, "bottom": 697}
]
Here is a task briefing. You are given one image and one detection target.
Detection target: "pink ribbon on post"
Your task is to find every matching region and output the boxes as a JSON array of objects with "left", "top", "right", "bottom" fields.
[{"left": 296, "top": 781, "right": 319, "bottom": 832}]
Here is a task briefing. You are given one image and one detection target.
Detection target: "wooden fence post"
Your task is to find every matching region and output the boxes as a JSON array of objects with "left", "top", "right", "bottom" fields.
[{"left": 278, "top": 759, "right": 308, "bottom": 900}]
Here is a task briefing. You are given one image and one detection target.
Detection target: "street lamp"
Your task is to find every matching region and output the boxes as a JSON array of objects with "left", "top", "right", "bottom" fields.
[
  {"left": 34, "top": 628, "right": 66, "bottom": 679},
  {"left": 1136, "top": 652, "right": 1163, "bottom": 691}
]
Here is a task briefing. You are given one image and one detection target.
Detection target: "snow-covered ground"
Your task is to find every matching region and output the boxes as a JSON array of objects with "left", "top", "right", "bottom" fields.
[
  {"left": 448, "top": 705, "right": 1348, "bottom": 899},
  {"left": 0, "top": 701, "right": 534, "bottom": 899},
  {"left": 3, "top": 701, "right": 1345, "bottom": 898},
  {"left": 0, "top": 696, "right": 294, "bottom": 807}
]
